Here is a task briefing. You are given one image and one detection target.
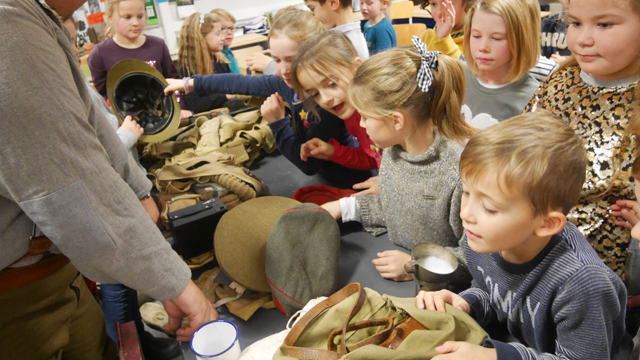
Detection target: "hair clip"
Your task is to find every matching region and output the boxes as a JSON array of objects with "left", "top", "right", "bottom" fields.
[
  {"left": 199, "top": 13, "right": 205, "bottom": 27},
  {"left": 411, "top": 36, "right": 442, "bottom": 93}
]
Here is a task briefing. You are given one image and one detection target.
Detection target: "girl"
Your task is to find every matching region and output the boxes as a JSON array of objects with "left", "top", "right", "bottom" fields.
[
  {"left": 527, "top": 0, "right": 640, "bottom": 331},
  {"left": 321, "top": 37, "right": 476, "bottom": 281},
  {"left": 291, "top": 31, "right": 382, "bottom": 176},
  {"left": 361, "top": 0, "right": 397, "bottom": 54},
  {"left": 461, "top": 0, "right": 541, "bottom": 129},
  {"left": 164, "top": 7, "right": 374, "bottom": 189},
  {"left": 420, "top": 0, "right": 469, "bottom": 58},
  {"left": 88, "top": 0, "right": 178, "bottom": 98},
  {"left": 211, "top": 9, "right": 241, "bottom": 74},
  {"left": 177, "top": 12, "right": 235, "bottom": 114}
]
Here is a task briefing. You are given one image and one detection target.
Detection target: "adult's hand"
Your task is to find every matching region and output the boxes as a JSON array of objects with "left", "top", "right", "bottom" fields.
[{"left": 162, "top": 280, "right": 219, "bottom": 342}]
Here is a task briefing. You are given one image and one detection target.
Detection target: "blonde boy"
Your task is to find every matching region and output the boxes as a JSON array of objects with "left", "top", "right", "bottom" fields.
[
  {"left": 304, "top": 0, "right": 369, "bottom": 59},
  {"left": 417, "top": 112, "right": 633, "bottom": 359}
]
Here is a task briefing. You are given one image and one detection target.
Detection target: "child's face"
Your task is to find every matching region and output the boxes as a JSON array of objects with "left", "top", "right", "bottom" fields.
[
  {"left": 360, "top": 0, "right": 386, "bottom": 21},
  {"left": 305, "top": 0, "right": 336, "bottom": 30},
  {"left": 205, "top": 22, "right": 224, "bottom": 53},
  {"left": 270, "top": 35, "right": 302, "bottom": 88},
  {"left": 297, "top": 67, "right": 356, "bottom": 119},
  {"left": 468, "top": 9, "right": 512, "bottom": 81},
  {"left": 566, "top": 0, "right": 640, "bottom": 81},
  {"left": 359, "top": 114, "right": 397, "bottom": 149},
  {"left": 460, "top": 171, "right": 547, "bottom": 264},
  {"left": 110, "top": 0, "right": 146, "bottom": 41},
  {"left": 220, "top": 18, "right": 235, "bottom": 47},
  {"left": 427, "top": 0, "right": 466, "bottom": 29}
]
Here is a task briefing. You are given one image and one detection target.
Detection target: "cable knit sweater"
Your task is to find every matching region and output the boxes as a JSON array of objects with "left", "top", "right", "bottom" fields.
[{"left": 356, "top": 134, "right": 464, "bottom": 257}]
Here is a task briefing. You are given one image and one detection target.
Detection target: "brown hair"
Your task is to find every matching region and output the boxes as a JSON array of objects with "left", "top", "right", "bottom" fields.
[
  {"left": 210, "top": 8, "right": 236, "bottom": 23},
  {"left": 104, "top": 0, "right": 146, "bottom": 38},
  {"left": 268, "top": 6, "right": 323, "bottom": 47},
  {"left": 291, "top": 31, "right": 359, "bottom": 114},
  {"left": 348, "top": 48, "right": 476, "bottom": 142},
  {"left": 460, "top": 111, "right": 587, "bottom": 215},
  {"left": 463, "top": 0, "right": 540, "bottom": 83},
  {"left": 308, "top": 0, "right": 353, "bottom": 8},
  {"left": 178, "top": 12, "right": 228, "bottom": 77}
]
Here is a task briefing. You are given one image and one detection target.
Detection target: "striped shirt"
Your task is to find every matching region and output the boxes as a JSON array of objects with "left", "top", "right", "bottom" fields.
[{"left": 460, "top": 222, "right": 633, "bottom": 360}]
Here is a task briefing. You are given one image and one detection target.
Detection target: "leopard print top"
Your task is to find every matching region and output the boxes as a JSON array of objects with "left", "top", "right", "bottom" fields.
[{"left": 525, "top": 66, "right": 637, "bottom": 280}]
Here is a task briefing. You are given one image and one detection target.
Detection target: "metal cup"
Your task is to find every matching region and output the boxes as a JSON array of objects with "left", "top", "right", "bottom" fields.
[{"left": 404, "top": 244, "right": 458, "bottom": 295}]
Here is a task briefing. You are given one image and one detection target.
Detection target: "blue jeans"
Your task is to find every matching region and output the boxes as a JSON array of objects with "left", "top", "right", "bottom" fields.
[{"left": 100, "top": 283, "right": 145, "bottom": 342}]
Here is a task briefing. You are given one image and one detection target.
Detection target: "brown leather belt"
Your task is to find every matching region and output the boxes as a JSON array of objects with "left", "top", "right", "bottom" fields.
[{"left": 0, "top": 254, "right": 70, "bottom": 291}]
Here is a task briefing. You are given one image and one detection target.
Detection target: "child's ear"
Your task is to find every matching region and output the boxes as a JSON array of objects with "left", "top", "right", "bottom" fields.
[
  {"left": 329, "top": 0, "right": 341, "bottom": 11},
  {"left": 353, "top": 57, "right": 363, "bottom": 68},
  {"left": 534, "top": 211, "right": 566, "bottom": 238},
  {"left": 391, "top": 111, "right": 405, "bottom": 131}
]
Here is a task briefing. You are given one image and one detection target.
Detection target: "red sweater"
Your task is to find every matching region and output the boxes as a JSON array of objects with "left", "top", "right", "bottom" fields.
[{"left": 328, "top": 111, "right": 381, "bottom": 170}]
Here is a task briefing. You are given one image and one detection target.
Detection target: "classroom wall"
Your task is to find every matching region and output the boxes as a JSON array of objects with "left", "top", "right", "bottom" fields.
[{"left": 146, "top": 0, "right": 303, "bottom": 50}]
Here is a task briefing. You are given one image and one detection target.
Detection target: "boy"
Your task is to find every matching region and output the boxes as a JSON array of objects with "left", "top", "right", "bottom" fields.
[
  {"left": 304, "top": 0, "right": 369, "bottom": 59},
  {"left": 417, "top": 112, "right": 633, "bottom": 359}
]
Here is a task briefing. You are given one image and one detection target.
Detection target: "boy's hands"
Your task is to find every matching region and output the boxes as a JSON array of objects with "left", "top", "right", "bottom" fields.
[
  {"left": 373, "top": 250, "right": 413, "bottom": 281},
  {"left": 611, "top": 200, "right": 640, "bottom": 229},
  {"left": 300, "top": 138, "right": 335, "bottom": 161},
  {"left": 260, "top": 93, "right": 286, "bottom": 123},
  {"left": 120, "top": 115, "right": 144, "bottom": 139},
  {"left": 436, "top": 0, "right": 457, "bottom": 40},
  {"left": 416, "top": 289, "right": 470, "bottom": 313},
  {"left": 321, "top": 200, "right": 342, "bottom": 220},
  {"left": 432, "top": 342, "right": 497, "bottom": 360},
  {"left": 352, "top": 176, "right": 380, "bottom": 196}
]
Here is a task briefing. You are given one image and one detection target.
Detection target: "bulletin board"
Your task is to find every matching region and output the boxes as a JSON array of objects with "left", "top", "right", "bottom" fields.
[{"left": 146, "top": 0, "right": 159, "bottom": 26}]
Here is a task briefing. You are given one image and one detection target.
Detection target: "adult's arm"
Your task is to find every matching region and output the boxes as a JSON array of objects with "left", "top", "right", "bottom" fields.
[{"left": 0, "top": 0, "right": 190, "bottom": 301}]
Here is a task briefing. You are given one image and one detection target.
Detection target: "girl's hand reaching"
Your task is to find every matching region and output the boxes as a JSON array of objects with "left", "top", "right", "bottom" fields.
[
  {"left": 164, "top": 78, "right": 192, "bottom": 95},
  {"left": 300, "top": 138, "right": 335, "bottom": 161},
  {"left": 436, "top": 0, "right": 457, "bottom": 41},
  {"left": 260, "top": 93, "right": 286, "bottom": 124},
  {"left": 120, "top": 115, "right": 144, "bottom": 139}
]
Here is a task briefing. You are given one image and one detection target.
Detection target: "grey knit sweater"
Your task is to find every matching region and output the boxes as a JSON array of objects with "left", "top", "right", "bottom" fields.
[{"left": 356, "top": 134, "right": 465, "bottom": 257}]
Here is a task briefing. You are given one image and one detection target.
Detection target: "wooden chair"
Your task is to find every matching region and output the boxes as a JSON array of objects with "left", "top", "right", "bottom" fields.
[
  {"left": 229, "top": 45, "right": 264, "bottom": 74},
  {"left": 391, "top": 1, "right": 415, "bottom": 23},
  {"left": 393, "top": 23, "right": 427, "bottom": 47}
]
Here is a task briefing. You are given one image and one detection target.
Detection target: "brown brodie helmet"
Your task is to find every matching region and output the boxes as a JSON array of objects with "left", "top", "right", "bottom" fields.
[{"left": 106, "top": 59, "right": 180, "bottom": 143}]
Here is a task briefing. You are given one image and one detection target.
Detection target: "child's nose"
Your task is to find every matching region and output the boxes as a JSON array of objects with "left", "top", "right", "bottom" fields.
[{"left": 575, "top": 28, "right": 594, "bottom": 47}]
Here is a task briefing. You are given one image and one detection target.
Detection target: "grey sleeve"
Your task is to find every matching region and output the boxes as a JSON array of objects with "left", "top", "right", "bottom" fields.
[
  {"left": 356, "top": 194, "right": 387, "bottom": 236},
  {"left": 262, "top": 60, "right": 277, "bottom": 75},
  {"left": 0, "top": 3, "right": 189, "bottom": 301},
  {"left": 116, "top": 128, "right": 139, "bottom": 151}
]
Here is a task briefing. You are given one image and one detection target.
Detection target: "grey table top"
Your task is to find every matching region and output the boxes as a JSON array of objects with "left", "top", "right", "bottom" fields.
[{"left": 179, "top": 151, "right": 416, "bottom": 358}]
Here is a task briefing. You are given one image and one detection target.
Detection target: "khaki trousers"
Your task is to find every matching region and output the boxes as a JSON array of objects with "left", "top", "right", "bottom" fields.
[{"left": 0, "top": 263, "right": 117, "bottom": 360}]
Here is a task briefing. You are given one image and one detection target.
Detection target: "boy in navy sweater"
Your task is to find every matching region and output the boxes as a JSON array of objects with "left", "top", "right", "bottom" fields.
[{"left": 417, "top": 112, "right": 633, "bottom": 360}]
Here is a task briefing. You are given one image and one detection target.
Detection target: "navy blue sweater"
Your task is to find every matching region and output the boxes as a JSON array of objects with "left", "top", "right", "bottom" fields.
[
  {"left": 193, "top": 73, "right": 372, "bottom": 188},
  {"left": 460, "top": 222, "right": 633, "bottom": 360}
]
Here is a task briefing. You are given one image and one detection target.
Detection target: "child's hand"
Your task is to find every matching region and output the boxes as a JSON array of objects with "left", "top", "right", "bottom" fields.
[
  {"left": 416, "top": 289, "right": 470, "bottom": 313},
  {"left": 611, "top": 200, "right": 640, "bottom": 229},
  {"left": 120, "top": 115, "right": 144, "bottom": 139},
  {"left": 164, "top": 78, "right": 191, "bottom": 95},
  {"left": 260, "top": 93, "right": 285, "bottom": 124},
  {"left": 372, "top": 250, "right": 413, "bottom": 281},
  {"left": 180, "top": 110, "right": 193, "bottom": 120},
  {"left": 351, "top": 176, "right": 379, "bottom": 196},
  {"left": 246, "top": 51, "right": 273, "bottom": 72},
  {"left": 436, "top": 0, "right": 457, "bottom": 41},
  {"left": 432, "top": 342, "right": 497, "bottom": 360},
  {"left": 550, "top": 51, "right": 568, "bottom": 65},
  {"left": 321, "top": 200, "right": 342, "bottom": 220},
  {"left": 300, "top": 138, "right": 335, "bottom": 161}
]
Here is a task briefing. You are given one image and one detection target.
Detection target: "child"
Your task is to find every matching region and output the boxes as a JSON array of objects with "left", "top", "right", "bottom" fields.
[
  {"left": 177, "top": 12, "right": 235, "bottom": 114},
  {"left": 417, "top": 112, "right": 633, "bottom": 360},
  {"left": 88, "top": 0, "right": 178, "bottom": 98},
  {"left": 321, "top": 37, "right": 476, "bottom": 281},
  {"left": 163, "top": 7, "right": 374, "bottom": 189},
  {"left": 525, "top": 0, "right": 640, "bottom": 287},
  {"left": 361, "top": 0, "right": 397, "bottom": 54},
  {"left": 211, "top": 9, "right": 240, "bottom": 74},
  {"left": 540, "top": 12, "right": 571, "bottom": 64},
  {"left": 292, "top": 31, "right": 382, "bottom": 174},
  {"left": 420, "top": 0, "right": 469, "bottom": 58},
  {"left": 304, "top": 0, "right": 370, "bottom": 60},
  {"left": 461, "top": 0, "right": 541, "bottom": 129}
]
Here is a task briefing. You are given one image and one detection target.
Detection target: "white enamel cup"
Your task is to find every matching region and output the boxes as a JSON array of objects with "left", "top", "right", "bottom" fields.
[{"left": 190, "top": 320, "right": 241, "bottom": 360}]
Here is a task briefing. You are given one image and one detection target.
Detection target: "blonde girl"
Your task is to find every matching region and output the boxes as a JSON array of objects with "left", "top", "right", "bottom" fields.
[
  {"left": 88, "top": 0, "right": 178, "bottom": 98},
  {"left": 527, "top": 0, "right": 640, "bottom": 319},
  {"left": 360, "top": 0, "right": 397, "bottom": 54},
  {"left": 322, "top": 37, "right": 476, "bottom": 281},
  {"left": 210, "top": 9, "right": 240, "bottom": 74},
  {"left": 177, "top": 12, "right": 235, "bottom": 114},
  {"left": 164, "top": 7, "right": 374, "bottom": 188},
  {"left": 461, "top": 0, "right": 541, "bottom": 129}
]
